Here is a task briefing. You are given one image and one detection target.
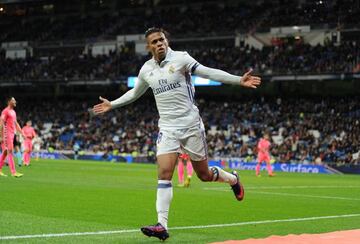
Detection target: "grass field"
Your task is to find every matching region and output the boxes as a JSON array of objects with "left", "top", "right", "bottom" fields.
[{"left": 0, "top": 159, "right": 359, "bottom": 243}]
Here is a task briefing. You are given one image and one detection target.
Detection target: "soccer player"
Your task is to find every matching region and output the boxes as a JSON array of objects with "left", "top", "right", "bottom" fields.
[
  {"left": 256, "top": 132, "right": 274, "bottom": 177},
  {"left": 93, "top": 27, "right": 261, "bottom": 240},
  {"left": 177, "top": 153, "right": 193, "bottom": 187},
  {"left": 0, "top": 97, "right": 24, "bottom": 177},
  {"left": 32, "top": 135, "right": 42, "bottom": 161},
  {"left": 22, "top": 120, "right": 36, "bottom": 166}
]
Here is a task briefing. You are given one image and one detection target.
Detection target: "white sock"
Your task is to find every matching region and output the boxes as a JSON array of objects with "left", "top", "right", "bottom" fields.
[
  {"left": 156, "top": 180, "right": 173, "bottom": 230},
  {"left": 210, "top": 166, "right": 237, "bottom": 185}
]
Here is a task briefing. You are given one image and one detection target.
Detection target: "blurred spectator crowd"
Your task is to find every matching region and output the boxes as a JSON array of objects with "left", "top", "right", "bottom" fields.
[
  {"left": 1, "top": 41, "right": 359, "bottom": 82},
  {"left": 0, "top": 0, "right": 359, "bottom": 42},
  {"left": 15, "top": 96, "right": 360, "bottom": 165}
]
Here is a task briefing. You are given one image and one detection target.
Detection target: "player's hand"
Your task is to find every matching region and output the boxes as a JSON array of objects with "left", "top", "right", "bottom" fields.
[
  {"left": 240, "top": 69, "right": 261, "bottom": 89},
  {"left": 92, "top": 96, "right": 112, "bottom": 115}
]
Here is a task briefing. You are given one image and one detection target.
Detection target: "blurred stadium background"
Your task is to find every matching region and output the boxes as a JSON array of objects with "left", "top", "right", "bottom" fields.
[{"left": 0, "top": 0, "right": 359, "bottom": 242}]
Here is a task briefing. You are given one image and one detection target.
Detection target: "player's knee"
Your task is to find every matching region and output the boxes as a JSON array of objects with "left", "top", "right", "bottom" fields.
[
  {"left": 197, "top": 172, "right": 212, "bottom": 182},
  {"left": 158, "top": 169, "right": 173, "bottom": 180}
]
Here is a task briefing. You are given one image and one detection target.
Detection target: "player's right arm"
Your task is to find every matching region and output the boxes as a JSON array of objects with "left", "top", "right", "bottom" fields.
[
  {"left": 92, "top": 73, "right": 149, "bottom": 115},
  {"left": 0, "top": 118, "right": 3, "bottom": 143},
  {"left": 0, "top": 110, "right": 6, "bottom": 143}
]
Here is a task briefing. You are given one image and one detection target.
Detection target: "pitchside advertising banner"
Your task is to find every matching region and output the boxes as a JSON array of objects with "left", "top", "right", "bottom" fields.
[
  {"left": 227, "top": 161, "right": 334, "bottom": 174},
  {"left": 207, "top": 160, "right": 334, "bottom": 174},
  {"left": 32, "top": 151, "right": 335, "bottom": 174}
]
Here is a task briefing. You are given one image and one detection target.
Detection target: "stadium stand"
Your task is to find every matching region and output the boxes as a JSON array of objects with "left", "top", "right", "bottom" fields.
[
  {"left": 1, "top": 41, "right": 359, "bottom": 82},
  {"left": 13, "top": 96, "right": 360, "bottom": 165},
  {"left": 0, "top": 0, "right": 359, "bottom": 166}
]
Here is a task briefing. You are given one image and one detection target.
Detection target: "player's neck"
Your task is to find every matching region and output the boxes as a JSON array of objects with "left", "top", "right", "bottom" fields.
[{"left": 155, "top": 55, "right": 166, "bottom": 64}]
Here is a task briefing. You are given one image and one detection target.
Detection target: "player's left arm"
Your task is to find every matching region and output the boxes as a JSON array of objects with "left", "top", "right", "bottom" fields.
[
  {"left": 16, "top": 122, "right": 25, "bottom": 138},
  {"left": 183, "top": 52, "right": 261, "bottom": 88},
  {"left": 194, "top": 65, "right": 261, "bottom": 88}
]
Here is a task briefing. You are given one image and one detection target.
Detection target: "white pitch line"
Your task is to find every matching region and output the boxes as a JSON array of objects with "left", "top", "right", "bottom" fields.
[
  {"left": 204, "top": 187, "right": 360, "bottom": 201},
  {"left": 251, "top": 191, "right": 360, "bottom": 201},
  {"left": 204, "top": 185, "right": 360, "bottom": 190},
  {"left": 1, "top": 214, "right": 360, "bottom": 240}
]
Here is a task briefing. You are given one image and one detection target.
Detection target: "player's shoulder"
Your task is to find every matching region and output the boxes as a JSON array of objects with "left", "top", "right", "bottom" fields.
[
  {"left": 140, "top": 59, "right": 155, "bottom": 74},
  {"left": 1, "top": 107, "right": 9, "bottom": 114},
  {"left": 171, "top": 50, "right": 191, "bottom": 59}
]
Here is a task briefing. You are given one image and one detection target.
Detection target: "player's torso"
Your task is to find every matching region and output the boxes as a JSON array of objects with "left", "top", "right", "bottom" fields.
[
  {"left": 143, "top": 52, "right": 200, "bottom": 129},
  {"left": 2, "top": 108, "right": 16, "bottom": 132},
  {"left": 23, "top": 126, "right": 34, "bottom": 138},
  {"left": 258, "top": 139, "right": 270, "bottom": 152}
]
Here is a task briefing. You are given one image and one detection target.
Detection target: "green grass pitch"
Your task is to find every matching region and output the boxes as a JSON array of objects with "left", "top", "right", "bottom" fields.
[{"left": 0, "top": 159, "right": 359, "bottom": 243}]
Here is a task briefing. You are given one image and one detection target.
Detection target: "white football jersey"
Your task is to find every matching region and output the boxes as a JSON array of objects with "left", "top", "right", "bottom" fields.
[
  {"left": 137, "top": 48, "right": 201, "bottom": 129},
  {"left": 110, "top": 47, "right": 241, "bottom": 129}
]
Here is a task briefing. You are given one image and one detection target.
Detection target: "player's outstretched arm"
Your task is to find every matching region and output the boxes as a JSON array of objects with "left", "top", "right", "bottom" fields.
[
  {"left": 193, "top": 65, "right": 261, "bottom": 88},
  {"left": 92, "top": 77, "right": 149, "bottom": 115}
]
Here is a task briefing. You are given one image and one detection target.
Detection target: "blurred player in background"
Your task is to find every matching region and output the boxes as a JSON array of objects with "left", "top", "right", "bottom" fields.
[
  {"left": 13, "top": 134, "right": 23, "bottom": 166},
  {"left": 22, "top": 120, "right": 36, "bottom": 166},
  {"left": 32, "top": 135, "right": 42, "bottom": 161},
  {"left": 0, "top": 97, "right": 25, "bottom": 177},
  {"left": 177, "top": 153, "right": 193, "bottom": 187},
  {"left": 256, "top": 132, "right": 274, "bottom": 177},
  {"left": 93, "top": 27, "right": 261, "bottom": 240}
]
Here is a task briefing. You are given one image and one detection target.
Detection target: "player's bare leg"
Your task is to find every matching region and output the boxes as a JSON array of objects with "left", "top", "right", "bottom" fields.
[
  {"left": 141, "top": 153, "right": 177, "bottom": 241},
  {"left": 191, "top": 159, "right": 244, "bottom": 201}
]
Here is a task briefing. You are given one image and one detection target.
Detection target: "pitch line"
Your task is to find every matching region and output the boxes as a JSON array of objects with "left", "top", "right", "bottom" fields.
[
  {"left": 251, "top": 191, "right": 360, "bottom": 201},
  {"left": 205, "top": 185, "right": 360, "bottom": 190},
  {"left": 1, "top": 214, "right": 360, "bottom": 240},
  {"left": 204, "top": 187, "right": 360, "bottom": 201}
]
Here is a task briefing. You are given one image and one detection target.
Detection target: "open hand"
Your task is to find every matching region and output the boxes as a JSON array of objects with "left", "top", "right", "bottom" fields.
[
  {"left": 92, "top": 96, "right": 112, "bottom": 115},
  {"left": 240, "top": 69, "right": 261, "bottom": 89}
]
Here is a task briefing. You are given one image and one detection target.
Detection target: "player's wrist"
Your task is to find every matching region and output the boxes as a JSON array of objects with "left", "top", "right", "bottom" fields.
[{"left": 109, "top": 101, "right": 116, "bottom": 110}]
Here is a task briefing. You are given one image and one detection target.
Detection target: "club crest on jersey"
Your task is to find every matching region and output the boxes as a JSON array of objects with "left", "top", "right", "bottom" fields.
[{"left": 168, "top": 65, "right": 175, "bottom": 74}]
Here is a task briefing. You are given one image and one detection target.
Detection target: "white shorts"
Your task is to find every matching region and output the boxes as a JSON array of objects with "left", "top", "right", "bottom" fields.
[{"left": 156, "top": 122, "right": 207, "bottom": 161}]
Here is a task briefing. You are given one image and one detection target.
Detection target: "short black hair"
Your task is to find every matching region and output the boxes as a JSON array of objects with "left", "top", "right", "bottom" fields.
[
  {"left": 145, "top": 27, "right": 169, "bottom": 38},
  {"left": 6, "top": 96, "right": 13, "bottom": 104}
]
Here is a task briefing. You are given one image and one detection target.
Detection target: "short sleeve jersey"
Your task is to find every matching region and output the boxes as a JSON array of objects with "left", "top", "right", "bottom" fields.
[{"left": 1, "top": 107, "right": 16, "bottom": 136}]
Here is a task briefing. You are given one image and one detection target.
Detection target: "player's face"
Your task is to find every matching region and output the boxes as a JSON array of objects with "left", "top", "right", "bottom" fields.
[
  {"left": 146, "top": 32, "right": 168, "bottom": 62},
  {"left": 8, "top": 97, "right": 16, "bottom": 108},
  {"left": 264, "top": 134, "right": 270, "bottom": 140},
  {"left": 27, "top": 121, "right": 32, "bottom": 126}
]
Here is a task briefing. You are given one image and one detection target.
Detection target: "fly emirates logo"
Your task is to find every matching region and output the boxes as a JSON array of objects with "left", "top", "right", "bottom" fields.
[{"left": 152, "top": 79, "right": 181, "bottom": 95}]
